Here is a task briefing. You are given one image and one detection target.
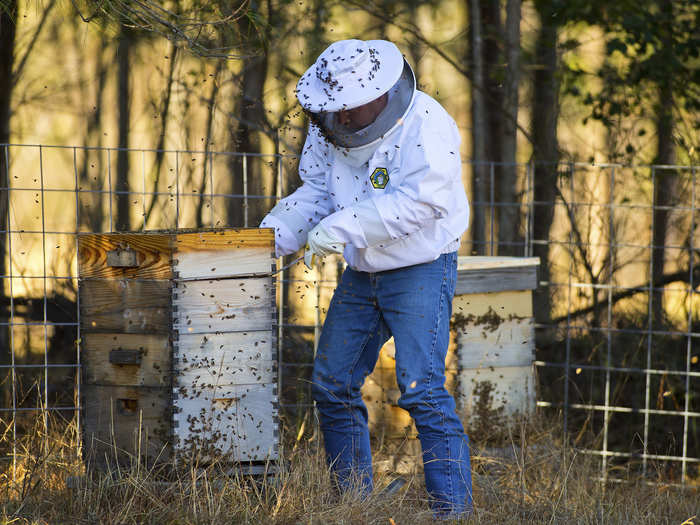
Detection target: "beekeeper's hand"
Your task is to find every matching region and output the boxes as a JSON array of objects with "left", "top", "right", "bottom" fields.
[{"left": 304, "top": 223, "right": 344, "bottom": 269}]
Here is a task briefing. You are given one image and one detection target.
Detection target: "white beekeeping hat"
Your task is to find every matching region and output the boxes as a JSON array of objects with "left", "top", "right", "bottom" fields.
[
  {"left": 296, "top": 39, "right": 405, "bottom": 113},
  {"left": 296, "top": 39, "right": 416, "bottom": 150}
]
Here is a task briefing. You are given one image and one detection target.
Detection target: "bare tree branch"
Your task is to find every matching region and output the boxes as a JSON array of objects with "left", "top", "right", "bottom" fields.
[
  {"left": 12, "top": 0, "right": 57, "bottom": 81},
  {"left": 343, "top": 0, "right": 534, "bottom": 146},
  {"left": 551, "top": 264, "right": 700, "bottom": 324},
  {"left": 71, "top": 0, "right": 258, "bottom": 58}
]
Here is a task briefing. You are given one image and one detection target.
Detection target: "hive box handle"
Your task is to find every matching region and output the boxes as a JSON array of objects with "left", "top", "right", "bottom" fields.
[
  {"left": 117, "top": 398, "right": 138, "bottom": 414},
  {"left": 109, "top": 348, "right": 143, "bottom": 365},
  {"left": 106, "top": 247, "right": 139, "bottom": 267}
]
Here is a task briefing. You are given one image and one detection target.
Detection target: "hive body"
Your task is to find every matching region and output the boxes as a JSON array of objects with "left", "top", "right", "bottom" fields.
[
  {"left": 362, "top": 256, "right": 539, "bottom": 474},
  {"left": 78, "top": 229, "right": 278, "bottom": 468}
]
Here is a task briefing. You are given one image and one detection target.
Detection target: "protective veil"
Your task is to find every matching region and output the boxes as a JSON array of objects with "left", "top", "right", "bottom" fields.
[{"left": 261, "top": 39, "right": 469, "bottom": 271}]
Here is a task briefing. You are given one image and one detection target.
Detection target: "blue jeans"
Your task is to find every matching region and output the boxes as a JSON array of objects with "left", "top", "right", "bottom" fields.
[{"left": 311, "top": 252, "right": 472, "bottom": 517}]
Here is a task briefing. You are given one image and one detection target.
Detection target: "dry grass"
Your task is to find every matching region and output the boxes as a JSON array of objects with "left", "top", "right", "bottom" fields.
[{"left": 1, "top": 412, "right": 698, "bottom": 525}]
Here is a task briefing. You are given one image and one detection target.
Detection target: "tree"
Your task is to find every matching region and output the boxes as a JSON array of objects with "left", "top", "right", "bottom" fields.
[
  {"left": 497, "top": 0, "right": 522, "bottom": 256},
  {"left": 75, "top": 24, "right": 110, "bottom": 232},
  {"left": 579, "top": 0, "right": 700, "bottom": 325},
  {"left": 116, "top": 25, "right": 135, "bottom": 231},
  {"left": 0, "top": 0, "right": 17, "bottom": 410},
  {"left": 530, "top": 0, "right": 562, "bottom": 326},
  {"left": 467, "top": 0, "right": 489, "bottom": 255},
  {"left": 1, "top": 0, "right": 57, "bottom": 409},
  {"left": 467, "top": 0, "right": 522, "bottom": 256},
  {"left": 226, "top": 4, "right": 273, "bottom": 228},
  {"left": 70, "top": 0, "right": 252, "bottom": 58}
]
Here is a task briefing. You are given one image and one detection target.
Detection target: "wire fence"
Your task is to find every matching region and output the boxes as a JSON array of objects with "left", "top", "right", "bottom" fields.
[{"left": 0, "top": 143, "right": 698, "bottom": 484}]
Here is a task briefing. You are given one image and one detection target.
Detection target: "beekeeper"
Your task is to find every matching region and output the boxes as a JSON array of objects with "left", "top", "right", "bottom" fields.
[{"left": 260, "top": 39, "right": 471, "bottom": 517}]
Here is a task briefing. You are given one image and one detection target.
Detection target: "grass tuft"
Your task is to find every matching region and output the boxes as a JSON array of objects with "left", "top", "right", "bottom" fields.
[{"left": 1, "top": 411, "right": 698, "bottom": 524}]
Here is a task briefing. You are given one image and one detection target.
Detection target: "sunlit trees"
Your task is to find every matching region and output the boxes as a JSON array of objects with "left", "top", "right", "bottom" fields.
[
  {"left": 0, "top": 0, "right": 697, "bottom": 330},
  {"left": 467, "top": 0, "right": 522, "bottom": 256},
  {"left": 0, "top": 0, "right": 17, "bottom": 407},
  {"left": 530, "top": 0, "right": 562, "bottom": 326},
  {"left": 576, "top": 0, "right": 700, "bottom": 326}
]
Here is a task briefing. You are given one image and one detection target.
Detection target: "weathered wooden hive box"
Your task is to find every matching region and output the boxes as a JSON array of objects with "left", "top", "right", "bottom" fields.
[
  {"left": 78, "top": 229, "right": 278, "bottom": 468},
  {"left": 451, "top": 256, "right": 540, "bottom": 415},
  {"left": 362, "top": 256, "right": 539, "bottom": 474}
]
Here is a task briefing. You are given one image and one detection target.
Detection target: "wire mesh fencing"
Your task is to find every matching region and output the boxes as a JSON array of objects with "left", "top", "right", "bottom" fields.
[{"left": 0, "top": 143, "right": 697, "bottom": 484}]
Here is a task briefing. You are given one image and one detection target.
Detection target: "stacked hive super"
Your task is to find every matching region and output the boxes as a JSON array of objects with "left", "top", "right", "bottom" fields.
[
  {"left": 362, "top": 256, "right": 539, "bottom": 474},
  {"left": 78, "top": 229, "right": 278, "bottom": 469}
]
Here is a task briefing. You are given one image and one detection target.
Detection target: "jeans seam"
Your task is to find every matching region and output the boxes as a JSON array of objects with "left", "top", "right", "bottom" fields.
[
  {"left": 440, "top": 253, "right": 454, "bottom": 505},
  {"left": 425, "top": 254, "right": 453, "bottom": 505},
  {"left": 344, "top": 304, "right": 381, "bottom": 466}
]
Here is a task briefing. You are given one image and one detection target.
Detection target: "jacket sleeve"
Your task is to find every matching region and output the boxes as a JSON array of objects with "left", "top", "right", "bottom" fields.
[
  {"left": 260, "top": 126, "right": 335, "bottom": 256},
  {"left": 319, "top": 111, "right": 466, "bottom": 249}
]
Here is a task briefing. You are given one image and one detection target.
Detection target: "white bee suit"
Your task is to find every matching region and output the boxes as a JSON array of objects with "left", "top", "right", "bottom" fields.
[
  {"left": 261, "top": 90, "right": 469, "bottom": 272},
  {"left": 263, "top": 39, "right": 473, "bottom": 517}
]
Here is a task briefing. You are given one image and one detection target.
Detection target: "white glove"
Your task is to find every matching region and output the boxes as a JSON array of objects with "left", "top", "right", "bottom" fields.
[{"left": 304, "top": 223, "right": 344, "bottom": 269}]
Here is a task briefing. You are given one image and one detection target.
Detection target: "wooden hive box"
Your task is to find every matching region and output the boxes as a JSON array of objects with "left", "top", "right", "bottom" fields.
[
  {"left": 78, "top": 229, "right": 278, "bottom": 469},
  {"left": 452, "top": 257, "right": 540, "bottom": 417},
  {"left": 362, "top": 256, "right": 539, "bottom": 475}
]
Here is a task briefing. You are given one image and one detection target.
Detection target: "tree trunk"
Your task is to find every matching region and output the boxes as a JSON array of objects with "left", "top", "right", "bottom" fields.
[
  {"left": 116, "top": 27, "right": 132, "bottom": 231},
  {"left": 482, "top": 0, "right": 503, "bottom": 164},
  {"left": 227, "top": 6, "right": 270, "bottom": 228},
  {"left": 309, "top": 0, "right": 328, "bottom": 65},
  {"left": 144, "top": 43, "right": 179, "bottom": 228},
  {"left": 497, "top": 0, "right": 522, "bottom": 255},
  {"left": 197, "top": 61, "right": 224, "bottom": 228},
  {"left": 227, "top": 54, "right": 269, "bottom": 227},
  {"left": 78, "top": 31, "right": 108, "bottom": 232},
  {"left": 650, "top": 0, "right": 676, "bottom": 329},
  {"left": 468, "top": 0, "right": 489, "bottom": 255},
  {"left": 0, "top": 0, "right": 17, "bottom": 410},
  {"left": 532, "top": 0, "right": 561, "bottom": 326}
]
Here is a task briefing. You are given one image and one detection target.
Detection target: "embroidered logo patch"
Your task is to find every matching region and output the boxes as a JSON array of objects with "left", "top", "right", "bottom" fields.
[{"left": 370, "top": 167, "right": 389, "bottom": 189}]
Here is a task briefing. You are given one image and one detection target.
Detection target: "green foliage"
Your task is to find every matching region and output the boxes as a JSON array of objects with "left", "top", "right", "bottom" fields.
[
  {"left": 0, "top": 0, "right": 16, "bottom": 21},
  {"left": 571, "top": 0, "right": 699, "bottom": 162}
]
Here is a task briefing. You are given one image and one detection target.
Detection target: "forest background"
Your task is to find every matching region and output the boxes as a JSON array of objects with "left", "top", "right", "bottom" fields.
[
  {"left": 0, "top": 0, "right": 700, "bottom": 488},
  {"left": 1, "top": 0, "right": 698, "bottom": 304}
]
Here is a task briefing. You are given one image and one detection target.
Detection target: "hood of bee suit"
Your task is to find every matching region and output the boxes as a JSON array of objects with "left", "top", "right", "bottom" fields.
[{"left": 296, "top": 39, "right": 416, "bottom": 151}]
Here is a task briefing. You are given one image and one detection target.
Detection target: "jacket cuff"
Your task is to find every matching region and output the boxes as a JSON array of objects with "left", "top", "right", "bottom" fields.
[
  {"left": 268, "top": 201, "right": 313, "bottom": 247},
  {"left": 260, "top": 214, "right": 304, "bottom": 257}
]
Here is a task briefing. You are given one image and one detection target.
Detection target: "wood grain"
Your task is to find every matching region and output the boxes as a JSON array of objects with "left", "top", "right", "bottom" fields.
[
  {"left": 176, "top": 331, "right": 274, "bottom": 361},
  {"left": 83, "top": 384, "right": 171, "bottom": 465},
  {"left": 78, "top": 233, "right": 172, "bottom": 279},
  {"left": 455, "top": 317, "right": 535, "bottom": 369},
  {"left": 173, "top": 277, "right": 273, "bottom": 334},
  {"left": 78, "top": 228, "right": 280, "bottom": 467},
  {"left": 173, "top": 382, "right": 278, "bottom": 462},
  {"left": 176, "top": 331, "right": 275, "bottom": 387},
  {"left": 456, "top": 265, "right": 538, "bottom": 294},
  {"left": 82, "top": 333, "right": 171, "bottom": 387},
  {"left": 457, "top": 256, "right": 540, "bottom": 271},
  {"left": 174, "top": 247, "right": 274, "bottom": 280},
  {"left": 457, "top": 365, "right": 536, "bottom": 416},
  {"left": 175, "top": 228, "right": 274, "bottom": 251},
  {"left": 80, "top": 279, "right": 171, "bottom": 334},
  {"left": 453, "top": 290, "right": 533, "bottom": 318}
]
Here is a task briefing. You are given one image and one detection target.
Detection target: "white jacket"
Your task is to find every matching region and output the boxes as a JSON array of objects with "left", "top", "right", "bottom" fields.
[{"left": 261, "top": 91, "right": 469, "bottom": 273}]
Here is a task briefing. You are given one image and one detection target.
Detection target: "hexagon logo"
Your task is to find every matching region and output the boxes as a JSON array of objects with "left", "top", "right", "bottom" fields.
[{"left": 370, "top": 167, "right": 389, "bottom": 189}]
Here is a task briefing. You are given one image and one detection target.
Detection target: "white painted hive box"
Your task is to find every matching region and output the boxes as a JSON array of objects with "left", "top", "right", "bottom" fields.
[
  {"left": 361, "top": 256, "right": 539, "bottom": 474},
  {"left": 453, "top": 256, "right": 540, "bottom": 417},
  {"left": 78, "top": 229, "right": 278, "bottom": 467}
]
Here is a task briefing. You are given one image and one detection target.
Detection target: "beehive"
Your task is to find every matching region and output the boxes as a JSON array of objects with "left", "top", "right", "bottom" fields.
[
  {"left": 78, "top": 229, "right": 278, "bottom": 468},
  {"left": 362, "top": 256, "right": 539, "bottom": 474},
  {"left": 452, "top": 257, "right": 540, "bottom": 416}
]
